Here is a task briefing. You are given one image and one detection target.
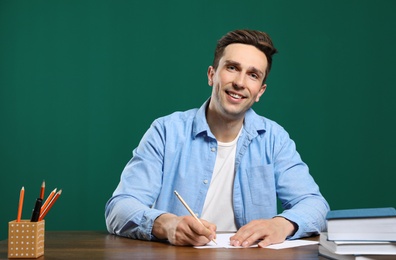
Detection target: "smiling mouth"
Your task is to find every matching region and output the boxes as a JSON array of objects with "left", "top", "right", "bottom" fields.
[{"left": 226, "top": 91, "right": 245, "bottom": 99}]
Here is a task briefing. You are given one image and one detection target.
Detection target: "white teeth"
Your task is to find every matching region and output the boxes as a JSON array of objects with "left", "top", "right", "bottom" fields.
[{"left": 229, "top": 93, "right": 242, "bottom": 99}]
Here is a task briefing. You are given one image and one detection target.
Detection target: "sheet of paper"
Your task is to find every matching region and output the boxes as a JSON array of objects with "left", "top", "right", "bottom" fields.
[
  {"left": 194, "top": 233, "right": 318, "bottom": 249},
  {"left": 194, "top": 233, "right": 257, "bottom": 249}
]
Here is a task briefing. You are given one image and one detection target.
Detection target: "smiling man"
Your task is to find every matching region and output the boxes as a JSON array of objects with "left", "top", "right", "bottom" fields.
[
  {"left": 105, "top": 29, "right": 330, "bottom": 248},
  {"left": 206, "top": 43, "right": 268, "bottom": 141}
]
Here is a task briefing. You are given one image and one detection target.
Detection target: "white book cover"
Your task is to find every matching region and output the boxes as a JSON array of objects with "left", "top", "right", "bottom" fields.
[{"left": 320, "top": 232, "right": 396, "bottom": 255}]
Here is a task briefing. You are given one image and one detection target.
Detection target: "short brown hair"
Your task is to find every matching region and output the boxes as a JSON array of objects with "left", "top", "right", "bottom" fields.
[{"left": 212, "top": 29, "right": 278, "bottom": 83}]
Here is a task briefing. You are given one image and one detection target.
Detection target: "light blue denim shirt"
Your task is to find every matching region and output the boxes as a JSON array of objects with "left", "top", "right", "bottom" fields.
[{"left": 105, "top": 99, "right": 330, "bottom": 241}]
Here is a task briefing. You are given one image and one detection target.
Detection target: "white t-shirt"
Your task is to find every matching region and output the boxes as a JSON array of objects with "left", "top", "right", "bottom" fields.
[{"left": 201, "top": 129, "right": 242, "bottom": 232}]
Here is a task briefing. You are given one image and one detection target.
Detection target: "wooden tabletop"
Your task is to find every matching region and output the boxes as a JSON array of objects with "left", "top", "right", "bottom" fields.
[{"left": 0, "top": 231, "right": 322, "bottom": 259}]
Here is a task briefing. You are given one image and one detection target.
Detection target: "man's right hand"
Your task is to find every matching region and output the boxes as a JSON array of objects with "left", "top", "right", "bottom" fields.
[{"left": 152, "top": 213, "right": 216, "bottom": 246}]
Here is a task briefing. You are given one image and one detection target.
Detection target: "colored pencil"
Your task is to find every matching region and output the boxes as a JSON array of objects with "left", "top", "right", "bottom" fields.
[
  {"left": 40, "top": 180, "right": 45, "bottom": 200},
  {"left": 39, "top": 189, "right": 62, "bottom": 221},
  {"left": 40, "top": 188, "right": 57, "bottom": 215},
  {"left": 16, "top": 186, "right": 25, "bottom": 222}
]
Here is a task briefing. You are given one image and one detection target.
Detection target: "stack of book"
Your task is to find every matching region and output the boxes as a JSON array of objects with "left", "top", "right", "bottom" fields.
[{"left": 319, "top": 207, "right": 396, "bottom": 260}]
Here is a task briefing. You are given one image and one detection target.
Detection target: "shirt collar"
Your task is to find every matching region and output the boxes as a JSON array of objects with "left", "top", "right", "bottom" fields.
[{"left": 192, "top": 98, "right": 267, "bottom": 139}]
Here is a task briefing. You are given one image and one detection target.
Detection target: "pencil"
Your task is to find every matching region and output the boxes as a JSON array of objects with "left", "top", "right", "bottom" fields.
[
  {"left": 16, "top": 186, "right": 25, "bottom": 222},
  {"left": 40, "top": 180, "right": 45, "bottom": 200},
  {"left": 39, "top": 189, "right": 62, "bottom": 221},
  {"left": 174, "top": 190, "right": 217, "bottom": 244},
  {"left": 40, "top": 188, "right": 57, "bottom": 215}
]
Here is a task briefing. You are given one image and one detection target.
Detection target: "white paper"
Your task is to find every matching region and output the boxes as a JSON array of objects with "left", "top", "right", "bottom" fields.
[
  {"left": 194, "top": 233, "right": 257, "bottom": 249},
  {"left": 194, "top": 233, "right": 318, "bottom": 249}
]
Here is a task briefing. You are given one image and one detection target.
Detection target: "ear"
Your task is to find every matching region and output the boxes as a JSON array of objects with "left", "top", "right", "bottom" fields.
[
  {"left": 207, "top": 66, "right": 215, "bottom": 86},
  {"left": 255, "top": 84, "right": 267, "bottom": 102}
]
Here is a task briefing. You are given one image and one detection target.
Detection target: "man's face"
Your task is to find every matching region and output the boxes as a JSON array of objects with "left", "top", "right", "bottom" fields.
[{"left": 207, "top": 43, "right": 268, "bottom": 121}]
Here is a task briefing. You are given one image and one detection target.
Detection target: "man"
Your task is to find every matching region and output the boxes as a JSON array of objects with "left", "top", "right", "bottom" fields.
[{"left": 105, "top": 29, "right": 329, "bottom": 248}]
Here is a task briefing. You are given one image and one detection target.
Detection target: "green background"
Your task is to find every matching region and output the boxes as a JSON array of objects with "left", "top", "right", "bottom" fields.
[{"left": 1, "top": 1, "right": 395, "bottom": 240}]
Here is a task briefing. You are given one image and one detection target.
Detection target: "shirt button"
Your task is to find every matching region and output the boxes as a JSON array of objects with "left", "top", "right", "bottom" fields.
[
  {"left": 211, "top": 147, "right": 216, "bottom": 152},
  {"left": 203, "top": 180, "right": 208, "bottom": 184}
]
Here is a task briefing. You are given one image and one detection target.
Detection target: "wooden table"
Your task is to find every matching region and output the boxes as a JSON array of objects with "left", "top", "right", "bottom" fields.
[{"left": 0, "top": 231, "right": 323, "bottom": 259}]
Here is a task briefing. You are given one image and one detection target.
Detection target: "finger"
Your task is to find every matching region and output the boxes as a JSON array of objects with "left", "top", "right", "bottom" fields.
[
  {"left": 201, "top": 219, "right": 217, "bottom": 238},
  {"left": 173, "top": 218, "right": 210, "bottom": 246},
  {"left": 229, "top": 234, "right": 243, "bottom": 247},
  {"left": 258, "top": 236, "right": 272, "bottom": 248},
  {"left": 184, "top": 217, "right": 216, "bottom": 244},
  {"left": 184, "top": 231, "right": 213, "bottom": 246},
  {"left": 241, "top": 233, "right": 264, "bottom": 248},
  {"left": 229, "top": 225, "right": 254, "bottom": 246},
  {"left": 189, "top": 218, "right": 216, "bottom": 240},
  {"left": 230, "top": 234, "right": 256, "bottom": 247}
]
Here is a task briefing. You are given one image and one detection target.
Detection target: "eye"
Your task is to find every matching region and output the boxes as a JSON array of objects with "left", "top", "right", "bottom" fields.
[
  {"left": 227, "top": 65, "right": 236, "bottom": 71},
  {"left": 250, "top": 73, "right": 259, "bottom": 80}
]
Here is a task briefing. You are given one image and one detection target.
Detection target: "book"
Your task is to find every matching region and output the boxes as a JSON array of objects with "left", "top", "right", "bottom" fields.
[
  {"left": 319, "top": 245, "right": 396, "bottom": 260},
  {"left": 320, "top": 232, "right": 396, "bottom": 255},
  {"left": 326, "top": 207, "right": 396, "bottom": 241}
]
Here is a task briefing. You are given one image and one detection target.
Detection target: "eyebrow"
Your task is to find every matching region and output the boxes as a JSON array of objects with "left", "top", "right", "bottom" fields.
[{"left": 224, "top": 60, "right": 265, "bottom": 78}]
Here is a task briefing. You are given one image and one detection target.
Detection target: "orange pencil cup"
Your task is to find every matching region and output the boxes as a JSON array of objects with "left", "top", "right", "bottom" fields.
[{"left": 8, "top": 220, "right": 45, "bottom": 258}]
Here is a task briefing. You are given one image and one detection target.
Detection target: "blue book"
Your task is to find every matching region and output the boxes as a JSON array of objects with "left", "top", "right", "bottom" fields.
[
  {"left": 327, "top": 207, "right": 396, "bottom": 220},
  {"left": 326, "top": 207, "right": 396, "bottom": 241}
]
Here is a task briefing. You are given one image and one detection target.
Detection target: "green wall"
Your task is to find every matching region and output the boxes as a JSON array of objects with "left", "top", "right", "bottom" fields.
[{"left": 1, "top": 0, "right": 395, "bottom": 240}]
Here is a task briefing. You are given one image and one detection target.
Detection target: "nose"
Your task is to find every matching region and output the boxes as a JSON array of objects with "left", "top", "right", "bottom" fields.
[{"left": 232, "top": 72, "right": 246, "bottom": 89}]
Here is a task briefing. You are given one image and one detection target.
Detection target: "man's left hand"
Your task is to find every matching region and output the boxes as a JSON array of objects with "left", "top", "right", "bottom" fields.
[{"left": 229, "top": 217, "right": 296, "bottom": 248}]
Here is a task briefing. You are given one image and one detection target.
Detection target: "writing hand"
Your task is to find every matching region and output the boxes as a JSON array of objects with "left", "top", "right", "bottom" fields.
[
  {"left": 152, "top": 213, "right": 216, "bottom": 246},
  {"left": 229, "top": 217, "right": 296, "bottom": 248}
]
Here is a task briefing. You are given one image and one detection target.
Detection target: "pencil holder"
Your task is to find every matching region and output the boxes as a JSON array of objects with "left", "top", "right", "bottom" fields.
[{"left": 8, "top": 220, "right": 45, "bottom": 258}]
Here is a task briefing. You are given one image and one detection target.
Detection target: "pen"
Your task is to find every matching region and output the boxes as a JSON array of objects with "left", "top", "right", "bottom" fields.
[
  {"left": 40, "top": 180, "right": 45, "bottom": 200},
  {"left": 16, "top": 186, "right": 25, "bottom": 222},
  {"left": 30, "top": 198, "right": 43, "bottom": 222},
  {"left": 174, "top": 190, "right": 217, "bottom": 244},
  {"left": 39, "top": 189, "right": 62, "bottom": 221}
]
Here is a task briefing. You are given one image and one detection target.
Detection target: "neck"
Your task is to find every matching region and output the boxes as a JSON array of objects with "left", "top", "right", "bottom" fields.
[{"left": 206, "top": 107, "right": 244, "bottom": 143}]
